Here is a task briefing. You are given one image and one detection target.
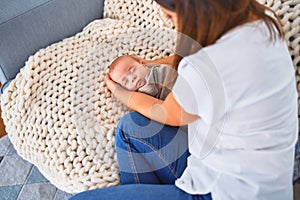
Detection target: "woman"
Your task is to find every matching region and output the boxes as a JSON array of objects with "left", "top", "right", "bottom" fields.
[{"left": 71, "top": 0, "right": 298, "bottom": 199}]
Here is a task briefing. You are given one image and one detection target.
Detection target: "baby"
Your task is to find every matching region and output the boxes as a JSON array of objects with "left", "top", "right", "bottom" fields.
[{"left": 108, "top": 55, "right": 177, "bottom": 100}]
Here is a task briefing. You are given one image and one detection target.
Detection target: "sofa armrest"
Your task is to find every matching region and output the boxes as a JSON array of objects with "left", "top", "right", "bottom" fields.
[{"left": 0, "top": 0, "right": 105, "bottom": 92}]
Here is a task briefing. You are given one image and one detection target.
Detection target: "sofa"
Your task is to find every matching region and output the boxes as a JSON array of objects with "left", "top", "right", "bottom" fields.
[
  {"left": 0, "top": 0, "right": 299, "bottom": 194},
  {"left": 0, "top": 0, "right": 105, "bottom": 92}
]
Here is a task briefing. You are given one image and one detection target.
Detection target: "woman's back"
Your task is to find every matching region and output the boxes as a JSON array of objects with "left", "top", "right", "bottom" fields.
[{"left": 174, "top": 19, "right": 298, "bottom": 199}]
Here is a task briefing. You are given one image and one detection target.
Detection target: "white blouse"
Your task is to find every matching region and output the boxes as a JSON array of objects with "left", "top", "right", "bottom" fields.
[{"left": 173, "top": 20, "right": 298, "bottom": 200}]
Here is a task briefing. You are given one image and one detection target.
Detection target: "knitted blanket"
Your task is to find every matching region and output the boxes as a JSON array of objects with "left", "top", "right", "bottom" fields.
[
  {"left": 1, "top": 0, "right": 299, "bottom": 193},
  {"left": 1, "top": 0, "right": 175, "bottom": 193}
]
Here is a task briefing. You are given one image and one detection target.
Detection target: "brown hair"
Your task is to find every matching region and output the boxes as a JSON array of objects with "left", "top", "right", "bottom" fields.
[{"left": 171, "top": 0, "right": 284, "bottom": 66}]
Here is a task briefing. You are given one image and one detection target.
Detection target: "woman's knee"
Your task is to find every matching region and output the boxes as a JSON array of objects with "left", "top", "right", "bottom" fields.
[
  {"left": 116, "top": 112, "right": 162, "bottom": 138},
  {"left": 116, "top": 112, "right": 149, "bottom": 146},
  {"left": 118, "top": 112, "right": 151, "bottom": 129},
  {"left": 115, "top": 111, "right": 168, "bottom": 150}
]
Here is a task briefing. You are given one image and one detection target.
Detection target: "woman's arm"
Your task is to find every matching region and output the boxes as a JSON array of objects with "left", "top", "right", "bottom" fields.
[
  {"left": 106, "top": 74, "right": 199, "bottom": 126},
  {"left": 132, "top": 55, "right": 176, "bottom": 68}
]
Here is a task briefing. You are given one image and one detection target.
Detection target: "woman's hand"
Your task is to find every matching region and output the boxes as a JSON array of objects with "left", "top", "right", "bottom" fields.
[
  {"left": 105, "top": 73, "right": 132, "bottom": 106},
  {"left": 105, "top": 73, "right": 118, "bottom": 95}
]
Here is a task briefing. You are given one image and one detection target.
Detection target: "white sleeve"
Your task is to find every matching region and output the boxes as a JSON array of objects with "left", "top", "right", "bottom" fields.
[{"left": 172, "top": 59, "right": 213, "bottom": 123}]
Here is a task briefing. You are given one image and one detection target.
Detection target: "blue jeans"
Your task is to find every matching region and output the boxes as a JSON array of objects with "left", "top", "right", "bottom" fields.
[{"left": 70, "top": 112, "right": 212, "bottom": 200}]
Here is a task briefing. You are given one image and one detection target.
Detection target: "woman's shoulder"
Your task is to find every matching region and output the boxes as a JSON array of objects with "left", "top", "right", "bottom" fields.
[
  {"left": 214, "top": 19, "right": 283, "bottom": 48},
  {"left": 200, "top": 20, "right": 286, "bottom": 60}
]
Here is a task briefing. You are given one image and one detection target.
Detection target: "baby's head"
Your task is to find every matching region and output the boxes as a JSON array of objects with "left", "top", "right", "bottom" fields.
[{"left": 109, "top": 55, "right": 149, "bottom": 91}]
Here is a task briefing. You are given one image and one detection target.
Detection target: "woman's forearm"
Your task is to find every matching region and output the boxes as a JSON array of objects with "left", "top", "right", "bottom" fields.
[
  {"left": 132, "top": 55, "right": 177, "bottom": 68},
  {"left": 112, "top": 85, "right": 198, "bottom": 126},
  {"left": 147, "top": 55, "right": 176, "bottom": 65},
  {"left": 113, "top": 85, "right": 166, "bottom": 123}
]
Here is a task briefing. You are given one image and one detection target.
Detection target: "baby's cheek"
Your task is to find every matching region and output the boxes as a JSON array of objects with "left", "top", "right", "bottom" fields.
[{"left": 125, "top": 85, "right": 133, "bottom": 91}]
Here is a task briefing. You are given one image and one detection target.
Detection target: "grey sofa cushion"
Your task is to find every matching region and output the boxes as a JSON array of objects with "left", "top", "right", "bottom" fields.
[{"left": 0, "top": 0, "right": 104, "bottom": 92}]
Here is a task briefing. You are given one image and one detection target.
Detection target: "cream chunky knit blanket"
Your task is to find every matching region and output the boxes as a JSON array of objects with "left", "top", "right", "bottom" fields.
[{"left": 1, "top": 0, "right": 299, "bottom": 193}]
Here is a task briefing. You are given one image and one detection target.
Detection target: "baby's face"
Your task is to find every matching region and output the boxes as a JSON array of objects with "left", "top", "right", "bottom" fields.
[{"left": 110, "top": 57, "right": 149, "bottom": 91}]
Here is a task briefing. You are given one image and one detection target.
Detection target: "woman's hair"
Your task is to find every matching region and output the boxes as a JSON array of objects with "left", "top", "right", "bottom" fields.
[{"left": 155, "top": 0, "right": 284, "bottom": 66}]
